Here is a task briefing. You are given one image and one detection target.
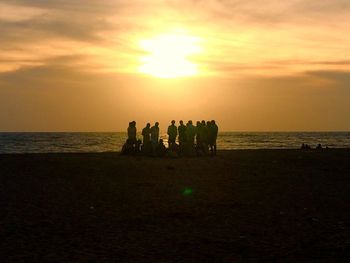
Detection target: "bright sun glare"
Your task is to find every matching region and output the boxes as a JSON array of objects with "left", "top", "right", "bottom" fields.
[{"left": 138, "top": 32, "right": 202, "bottom": 78}]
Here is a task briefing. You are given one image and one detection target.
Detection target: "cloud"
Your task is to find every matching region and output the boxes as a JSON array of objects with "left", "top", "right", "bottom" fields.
[
  {"left": 0, "top": 55, "right": 98, "bottom": 86},
  {"left": 1, "top": 0, "right": 350, "bottom": 77},
  {"left": 0, "top": 2, "right": 46, "bottom": 22},
  {"left": 306, "top": 70, "right": 350, "bottom": 88}
]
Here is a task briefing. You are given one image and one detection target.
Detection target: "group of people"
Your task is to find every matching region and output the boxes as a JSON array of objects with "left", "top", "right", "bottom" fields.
[
  {"left": 301, "top": 143, "right": 327, "bottom": 150},
  {"left": 121, "top": 120, "right": 219, "bottom": 157}
]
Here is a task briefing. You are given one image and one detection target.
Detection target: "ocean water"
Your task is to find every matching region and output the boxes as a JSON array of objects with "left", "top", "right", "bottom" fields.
[{"left": 0, "top": 132, "right": 349, "bottom": 154}]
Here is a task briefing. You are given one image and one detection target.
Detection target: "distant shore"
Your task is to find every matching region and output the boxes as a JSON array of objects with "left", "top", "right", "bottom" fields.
[{"left": 1, "top": 149, "right": 349, "bottom": 261}]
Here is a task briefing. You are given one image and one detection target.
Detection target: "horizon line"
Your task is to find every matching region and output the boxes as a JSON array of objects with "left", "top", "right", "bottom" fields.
[{"left": 1, "top": 130, "right": 349, "bottom": 133}]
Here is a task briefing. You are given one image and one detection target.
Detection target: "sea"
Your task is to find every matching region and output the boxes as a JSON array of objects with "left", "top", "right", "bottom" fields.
[{"left": 0, "top": 132, "right": 349, "bottom": 154}]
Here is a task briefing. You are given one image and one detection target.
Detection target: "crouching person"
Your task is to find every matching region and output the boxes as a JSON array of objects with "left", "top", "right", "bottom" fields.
[
  {"left": 121, "top": 139, "right": 134, "bottom": 155},
  {"left": 156, "top": 139, "right": 167, "bottom": 157}
]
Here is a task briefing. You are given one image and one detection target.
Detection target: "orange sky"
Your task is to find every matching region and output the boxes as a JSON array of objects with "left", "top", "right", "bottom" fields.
[{"left": 1, "top": 0, "right": 350, "bottom": 131}]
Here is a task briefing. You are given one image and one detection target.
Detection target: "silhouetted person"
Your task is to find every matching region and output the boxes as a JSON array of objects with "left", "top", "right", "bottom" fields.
[
  {"left": 142, "top": 123, "right": 151, "bottom": 144},
  {"left": 186, "top": 120, "right": 196, "bottom": 144},
  {"left": 186, "top": 120, "right": 196, "bottom": 156},
  {"left": 167, "top": 120, "right": 177, "bottom": 147},
  {"left": 135, "top": 139, "right": 142, "bottom": 154},
  {"left": 196, "top": 121, "right": 201, "bottom": 147},
  {"left": 151, "top": 122, "right": 160, "bottom": 156},
  {"left": 301, "top": 143, "right": 311, "bottom": 150},
  {"left": 178, "top": 120, "right": 187, "bottom": 154},
  {"left": 208, "top": 120, "right": 218, "bottom": 155},
  {"left": 167, "top": 142, "right": 179, "bottom": 158},
  {"left": 121, "top": 139, "right": 134, "bottom": 155},
  {"left": 127, "top": 121, "right": 137, "bottom": 145},
  {"left": 316, "top": 143, "right": 323, "bottom": 150},
  {"left": 156, "top": 139, "right": 167, "bottom": 157},
  {"left": 141, "top": 123, "right": 151, "bottom": 155},
  {"left": 200, "top": 120, "right": 209, "bottom": 154},
  {"left": 178, "top": 120, "right": 187, "bottom": 143}
]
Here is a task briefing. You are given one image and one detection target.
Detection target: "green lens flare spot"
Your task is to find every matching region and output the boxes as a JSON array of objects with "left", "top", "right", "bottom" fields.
[{"left": 183, "top": 188, "right": 193, "bottom": 196}]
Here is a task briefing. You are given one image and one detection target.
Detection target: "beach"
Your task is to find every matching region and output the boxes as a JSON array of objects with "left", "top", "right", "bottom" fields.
[{"left": 1, "top": 149, "right": 349, "bottom": 262}]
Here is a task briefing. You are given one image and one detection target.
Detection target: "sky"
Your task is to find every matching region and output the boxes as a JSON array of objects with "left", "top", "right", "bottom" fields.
[{"left": 1, "top": 0, "right": 350, "bottom": 132}]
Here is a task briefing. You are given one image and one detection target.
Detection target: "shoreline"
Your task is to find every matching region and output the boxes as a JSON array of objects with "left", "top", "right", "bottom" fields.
[{"left": 1, "top": 147, "right": 349, "bottom": 155}]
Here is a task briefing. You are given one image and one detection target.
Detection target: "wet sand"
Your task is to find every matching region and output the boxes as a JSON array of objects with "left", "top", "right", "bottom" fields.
[{"left": 1, "top": 149, "right": 349, "bottom": 262}]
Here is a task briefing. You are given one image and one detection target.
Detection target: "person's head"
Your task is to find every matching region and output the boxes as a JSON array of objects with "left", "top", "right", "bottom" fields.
[
  {"left": 180, "top": 120, "right": 183, "bottom": 125},
  {"left": 129, "top": 122, "right": 132, "bottom": 127},
  {"left": 171, "top": 120, "right": 175, "bottom": 125},
  {"left": 146, "top": 123, "right": 150, "bottom": 128},
  {"left": 207, "top": 121, "right": 211, "bottom": 126},
  {"left": 211, "top": 120, "right": 216, "bottom": 124},
  {"left": 189, "top": 120, "right": 192, "bottom": 125},
  {"left": 196, "top": 121, "right": 201, "bottom": 126},
  {"left": 201, "top": 120, "right": 206, "bottom": 125},
  {"left": 159, "top": 139, "right": 163, "bottom": 144},
  {"left": 155, "top": 122, "right": 159, "bottom": 127}
]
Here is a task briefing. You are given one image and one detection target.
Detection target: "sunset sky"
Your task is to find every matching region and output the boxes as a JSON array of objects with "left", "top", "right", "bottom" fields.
[{"left": 1, "top": 0, "right": 350, "bottom": 131}]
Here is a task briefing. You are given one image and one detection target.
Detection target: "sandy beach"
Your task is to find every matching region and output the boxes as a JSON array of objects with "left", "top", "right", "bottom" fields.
[{"left": 1, "top": 149, "right": 349, "bottom": 262}]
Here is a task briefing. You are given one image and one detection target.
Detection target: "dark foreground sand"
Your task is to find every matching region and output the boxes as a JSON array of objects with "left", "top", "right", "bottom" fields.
[{"left": 1, "top": 149, "right": 349, "bottom": 262}]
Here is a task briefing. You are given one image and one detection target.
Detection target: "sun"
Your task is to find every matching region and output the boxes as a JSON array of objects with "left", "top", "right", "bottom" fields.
[{"left": 138, "top": 32, "right": 202, "bottom": 78}]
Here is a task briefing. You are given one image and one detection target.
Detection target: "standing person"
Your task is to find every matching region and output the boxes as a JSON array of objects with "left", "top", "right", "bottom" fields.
[
  {"left": 186, "top": 120, "right": 196, "bottom": 156},
  {"left": 178, "top": 120, "right": 187, "bottom": 156},
  {"left": 208, "top": 120, "right": 218, "bottom": 155},
  {"left": 141, "top": 123, "right": 151, "bottom": 155},
  {"left": 195, "top": 121, "right": 201, "bottom": 155},
  {"left": 200, "top": 120, "right": 209, "bottom": 154},
  {"left": 150, "top": 122, "right": 160, "bottom": 156},
  {"left": 178, "top": 120, "right": 187, "bottom": 145},
  {"left": 186, "top": 121, "right": 196, "bottom": 145},
  {"left": 127, "top": 121, "right": 137, "bottom": 145},
  {"left": 142, "top": 123, "right": 151, "bottom": 144},
  {"left": 195, "top": 121, "right": 201, "bottom": 148},
  {"left": 167, "top": 120, "right": 177, "bottom": 148}
]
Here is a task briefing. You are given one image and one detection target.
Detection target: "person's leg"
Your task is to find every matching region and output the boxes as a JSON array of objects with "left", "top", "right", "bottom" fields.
[
  {"left": 203, "top": 142, "right": 207, "bottom": 155},
  {"left": 152, "top": 142, "right": 157, "bottom": 156},
  {"left": 169, "top": 137, "right": 175, "bottom": 148}
]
